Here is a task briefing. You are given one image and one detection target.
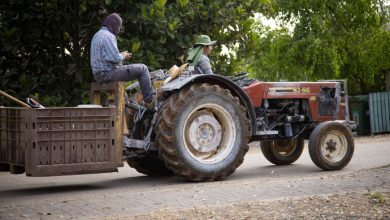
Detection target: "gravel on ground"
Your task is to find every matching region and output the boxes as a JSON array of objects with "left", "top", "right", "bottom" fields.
[{"left": 132, "top": 191, "right": 390, "bottom": 220}]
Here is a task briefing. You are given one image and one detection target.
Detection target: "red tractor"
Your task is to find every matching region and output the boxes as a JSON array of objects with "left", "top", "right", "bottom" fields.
[
  {"left": 123, "top": 71, "right": 355, "bottom": 181},
  {"left": 0, "top": 70, "right": 355, "bottom": 181}
]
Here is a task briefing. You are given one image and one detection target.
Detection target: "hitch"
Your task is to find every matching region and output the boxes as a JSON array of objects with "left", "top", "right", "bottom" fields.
[
  {"left": 123, "top": 136, "right": 158, "bottom": 151},
  {"left": 123, "top": 104, "right": 159, "bottom": 161}
]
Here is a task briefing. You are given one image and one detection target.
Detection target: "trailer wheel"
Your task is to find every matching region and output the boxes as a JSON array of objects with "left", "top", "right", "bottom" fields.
[
  {"left": 260, "top": 138, "right": 304, "bottom": 165},
  {"left": 309, "top": 121, "right": 354, "bottom": 170},
  {"left": 157, "top": 83, "right": 250, "bottom": 181}
]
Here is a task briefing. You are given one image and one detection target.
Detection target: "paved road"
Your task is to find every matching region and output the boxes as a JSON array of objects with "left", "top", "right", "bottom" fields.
[{"left": 0, "top": 135, "right": 390, "bottom": 219}]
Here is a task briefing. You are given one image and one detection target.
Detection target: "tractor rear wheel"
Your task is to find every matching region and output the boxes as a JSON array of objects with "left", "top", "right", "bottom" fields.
[
  {"left": 127, "top": 151, "right": 172, "bottom": 176},
  {"left": 309, "top": 121, "right": 354, "bottom": 170},
  {"left": 156, "top": 83, "right": 250, "bottom": 181},
  {"left": 125, "top": 97, "right": 172, "bottom": 177},
  {"left": 260, "top": 138, "right": 304, "bottom": 165}
]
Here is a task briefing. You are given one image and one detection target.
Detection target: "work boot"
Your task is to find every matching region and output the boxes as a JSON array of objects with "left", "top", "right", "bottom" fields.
[{"left": 144, "top": 94, "right": 156, "bottom": 110}]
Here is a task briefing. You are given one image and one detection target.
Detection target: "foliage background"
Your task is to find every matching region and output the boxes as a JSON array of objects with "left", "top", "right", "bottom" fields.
[
  {"left": 0, "top": 0, "right": 389, "bottom": 106},
  {"left": 241, "top": 0, "right": 390, "bottom": 94}
]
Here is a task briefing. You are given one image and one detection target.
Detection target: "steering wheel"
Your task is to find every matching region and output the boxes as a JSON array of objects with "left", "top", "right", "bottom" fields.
[{"left": 231, "top": 72, "right": 249, "bottom": 82}]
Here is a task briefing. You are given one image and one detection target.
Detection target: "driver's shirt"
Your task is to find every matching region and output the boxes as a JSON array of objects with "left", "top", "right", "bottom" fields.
[{"left": 194, "top": 55, "right": 214, "bottom": 75}]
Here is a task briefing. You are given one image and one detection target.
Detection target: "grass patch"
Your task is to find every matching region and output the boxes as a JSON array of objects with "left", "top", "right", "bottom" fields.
[{"left": 369, "top": 192, "right": 386, "bottom": 203}]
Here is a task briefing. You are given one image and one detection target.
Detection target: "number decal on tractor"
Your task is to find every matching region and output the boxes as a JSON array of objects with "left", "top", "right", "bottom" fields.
[{"left": 269, "top": 87, "right": 311, "bottom": 94}]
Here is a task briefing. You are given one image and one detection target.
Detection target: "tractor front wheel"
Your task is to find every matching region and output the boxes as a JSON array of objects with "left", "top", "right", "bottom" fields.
[
  {"left": 260, "top": 138, "right": 304, "bottom": 165},
  {"left": 308, "top": 121, "right": 354, "bottom": 170}
]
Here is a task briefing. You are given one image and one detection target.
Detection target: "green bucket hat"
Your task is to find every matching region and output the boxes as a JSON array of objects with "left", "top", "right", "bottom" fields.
[{"left": 194, "top": 35, "right": 217, "bottom": 46}]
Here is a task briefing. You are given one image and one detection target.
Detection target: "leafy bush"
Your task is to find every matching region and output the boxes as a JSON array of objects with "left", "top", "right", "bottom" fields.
[{"left": 0, "top": 0, "right": 269, "bottom": 106}]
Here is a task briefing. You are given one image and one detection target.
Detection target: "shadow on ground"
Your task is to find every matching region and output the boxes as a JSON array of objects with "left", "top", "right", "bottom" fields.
[{"left": 0, "top": 162, "right": 331, "bottom": 201}]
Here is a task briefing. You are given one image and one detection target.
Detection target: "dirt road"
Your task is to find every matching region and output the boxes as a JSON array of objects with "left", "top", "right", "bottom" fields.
[{"left": 1, "top": 135, "right": 390, "bottom": 219}]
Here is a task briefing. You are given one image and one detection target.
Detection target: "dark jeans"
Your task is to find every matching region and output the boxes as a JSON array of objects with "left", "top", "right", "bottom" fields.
[{"left": 94, "top": 64, "right": 153, "bottom": 102}]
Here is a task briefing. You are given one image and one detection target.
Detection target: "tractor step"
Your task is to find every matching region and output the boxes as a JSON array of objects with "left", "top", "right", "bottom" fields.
[{"left": 256, "top": 130, "right": 279, "bottom": 135}]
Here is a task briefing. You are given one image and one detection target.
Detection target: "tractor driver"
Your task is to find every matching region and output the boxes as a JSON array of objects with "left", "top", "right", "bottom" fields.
[
  {"left": 90, "top": 13, "right": 155, "bottom": 108},
  {"left": 186, "top": 35, "right": 217, "bottom": 75}
]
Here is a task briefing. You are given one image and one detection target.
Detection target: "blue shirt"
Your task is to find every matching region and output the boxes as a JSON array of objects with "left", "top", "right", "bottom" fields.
[
  {"left": 194, "top": 55, "right": 214, "bottom": 75},
  {"left": 90, "top": 27, "right": 124, "bottom": 74}
]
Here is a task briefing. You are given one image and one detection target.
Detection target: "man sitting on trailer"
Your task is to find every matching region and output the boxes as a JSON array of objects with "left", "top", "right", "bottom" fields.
[{"left": 90, "top": 13, "right": 155, "bottom": 108}]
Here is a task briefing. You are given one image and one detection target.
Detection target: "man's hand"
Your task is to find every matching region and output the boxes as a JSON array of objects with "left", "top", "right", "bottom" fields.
[{"left": 121, "top": 51, "right": 132, "bottom": 60}]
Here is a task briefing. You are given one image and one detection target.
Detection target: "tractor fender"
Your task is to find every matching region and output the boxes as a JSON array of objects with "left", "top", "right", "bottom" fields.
[{"left": 161, "top": 74, "right": 257, "bottom": 136}]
